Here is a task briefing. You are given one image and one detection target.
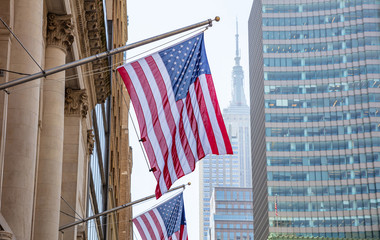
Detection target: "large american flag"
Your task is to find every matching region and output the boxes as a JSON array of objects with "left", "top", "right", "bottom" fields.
[
  {"left": 133, "top": 193, "right": 188, "bottom": 240},
  {"left": 118, "top": 33, "right": 232, "bottom": 198}
]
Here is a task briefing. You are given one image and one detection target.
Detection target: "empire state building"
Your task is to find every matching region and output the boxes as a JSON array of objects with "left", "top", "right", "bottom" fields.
[{"left": 199, "top": 20, "right": 251, "bottom": 239}]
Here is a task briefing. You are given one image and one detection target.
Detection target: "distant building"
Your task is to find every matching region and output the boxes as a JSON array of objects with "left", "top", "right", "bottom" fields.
[
  {"left": 199, "top": 21, "right": 251, "bottom": 240},
  {"left": 209, "top": 187, "right": 253, "bottom": 240},
  {"left": 249, "top": 0, "right": 380, "bottom": 239},
  {"left": 268, "top": 233, "right": 378, "bottom": 240}
]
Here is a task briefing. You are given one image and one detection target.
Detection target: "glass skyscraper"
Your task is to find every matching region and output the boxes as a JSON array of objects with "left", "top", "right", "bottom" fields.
[
  {"left": 200, "top": 22, "right": 251, "bottom": 239},
  {"left": 209, "top": 187, "right": 254, "bottom": 240},
  {"left": 249, "top": 0, "right": 380, "bottom": 239}
]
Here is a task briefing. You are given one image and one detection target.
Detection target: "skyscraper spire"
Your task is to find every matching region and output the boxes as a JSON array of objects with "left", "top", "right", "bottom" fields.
[
  {"left": 235, "top": 18, "right": 241, "bottom": 66},
  {"left": 230, "top": 18, "right": 247, "bottom": 106}
]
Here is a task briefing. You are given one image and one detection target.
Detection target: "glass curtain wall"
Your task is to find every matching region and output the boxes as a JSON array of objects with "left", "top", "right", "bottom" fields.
[
  {"left": 251, "top": 0, "right": 380, "bottom": 238},
  {"left": 87, "top": 102, "right": 110, "bottom": 239}
]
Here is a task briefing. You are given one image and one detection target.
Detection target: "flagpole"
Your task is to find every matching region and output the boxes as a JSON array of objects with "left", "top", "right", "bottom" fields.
[
  {"left": 59, "top": 182, "right": 191, "bottom": 231},
  {"left": 0, "top": 17, "right": 220, "bottom": 91}
]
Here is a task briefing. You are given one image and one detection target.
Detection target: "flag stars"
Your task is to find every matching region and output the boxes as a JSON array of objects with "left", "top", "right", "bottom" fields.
[{"left": 158, "top": 34, "right": 210, "bottom": 101}]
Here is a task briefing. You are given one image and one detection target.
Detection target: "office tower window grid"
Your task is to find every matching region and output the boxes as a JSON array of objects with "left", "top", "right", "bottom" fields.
[
  {"left": 210, "top": 187, "right": 254, "bottom": 240},
  {"left": 250, "top": 0, "right": 380, "bottom": 239}
]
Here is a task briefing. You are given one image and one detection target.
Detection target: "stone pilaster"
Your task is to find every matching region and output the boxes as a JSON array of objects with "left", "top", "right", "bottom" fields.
[
  {"left": 33, "top": 13, "right": 74, "bottom": 240},
  {"left": 60, "top": 89, "right": 89, "bottom": 240}
]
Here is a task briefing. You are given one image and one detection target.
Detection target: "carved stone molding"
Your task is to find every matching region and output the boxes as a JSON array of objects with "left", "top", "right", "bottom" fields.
[
  {"left": 87, "top": 129, "right": 95, "bottom": 155},
  {"left": 46, "top": 13, "right": 74, "bottom": 53},
  {"left": 76, "top": 224, "right": 86, "bottom": 240},
  {"left": 83, "top": 0, "right": 110, "bottom": 103},
  {"left": 64, "top": 88, "right": 89, "bottom": 118},
  {"left": 0, "top": 231, "right": 12, "bottom": 240}
]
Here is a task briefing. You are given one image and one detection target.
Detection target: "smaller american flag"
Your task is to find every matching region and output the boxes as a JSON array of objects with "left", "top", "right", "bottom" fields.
[
  {"left": 133, "top": 193, "right": 188, "bottom": 240},
  {"left": 275, "top": 194, "right": 278, "bottom": 216}
]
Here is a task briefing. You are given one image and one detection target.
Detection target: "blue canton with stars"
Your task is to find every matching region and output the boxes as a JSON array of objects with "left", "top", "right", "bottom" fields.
[
  {"left": 159, "top": 33, "right": 211, "bottom": 101},
  {"left": 157, "top": 193, "right": 186, "bottom": 236}
]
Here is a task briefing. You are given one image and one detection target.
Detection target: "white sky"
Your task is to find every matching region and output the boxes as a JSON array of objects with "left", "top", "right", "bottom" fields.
[{"left": 126, "top": 0, "right": 253, "bottom": 239}]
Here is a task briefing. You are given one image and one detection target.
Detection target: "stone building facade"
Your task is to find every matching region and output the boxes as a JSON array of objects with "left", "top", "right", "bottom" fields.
[{"left": 0, "top": 0, "right": 131, "bottom": 239}]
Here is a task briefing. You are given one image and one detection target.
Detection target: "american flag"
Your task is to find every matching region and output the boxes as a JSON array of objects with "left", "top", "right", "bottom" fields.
[
  {"left": 118, "top": 33, "right": 232, "bottom": 198},
  {"left": 275, "top": 194, "right": 278, "bottom": 216},
  {"left": 133, "top": 193, "right": 188, "bottom": 240}
]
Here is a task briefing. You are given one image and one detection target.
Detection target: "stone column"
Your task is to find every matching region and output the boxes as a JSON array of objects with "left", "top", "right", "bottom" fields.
[
  {"left": 60, "top": 88, "right": 89, "bottom": 240},
  {"left": 0, "top": 0, "right": 12, "bottom": 210},
  {"left": 1, "top": 0, "right": 44, "bottom": 239},
  {"left": 33, "top": 14, "right": 74, "bottom": 240}
]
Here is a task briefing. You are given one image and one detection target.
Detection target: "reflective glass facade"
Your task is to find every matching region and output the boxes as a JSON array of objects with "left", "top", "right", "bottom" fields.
[
  {"left": 249, "top": 0, "right": 380, "bottom": 239},
  {"left": 209, "top": 187, "right": 254, "bottom": 240},
  {"left": 201, "top": 139, "right": 241, "bottom": 239},
  {"left": 87, "top": 102, "right": 110, "bottom": 239}
]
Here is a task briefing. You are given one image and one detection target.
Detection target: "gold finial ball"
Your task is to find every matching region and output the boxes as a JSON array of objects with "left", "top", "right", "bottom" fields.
[
  {"left": 188, "top": 182, "right": 191, "bottom": 185},
  {"left": 215, "top": 16, "right": 220, "bottom": 22}
]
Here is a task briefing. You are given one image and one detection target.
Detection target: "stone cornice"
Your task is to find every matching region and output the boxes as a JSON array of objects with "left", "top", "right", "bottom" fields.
[
  {"left": 64, "top": 88, "right": 89, "bottom": 118},
  {"left": 46, "top": 13, "right": 74, "bottom": 53},
  {"left": 84, "top": 0, "right": 110, "bottom": 104}
]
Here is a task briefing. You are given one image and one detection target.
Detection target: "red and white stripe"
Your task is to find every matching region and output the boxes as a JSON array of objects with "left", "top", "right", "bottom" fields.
[
  {"left": 118, "top": 53, "right": 232, "bottom": 198},
  {"left": 133, "top": 208, "right": 188, "bottom": 240}
]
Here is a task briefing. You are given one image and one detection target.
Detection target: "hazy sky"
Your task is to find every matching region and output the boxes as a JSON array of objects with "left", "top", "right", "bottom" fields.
[{"left": 125, "top": 0, "right": 253, "bottom": 238}]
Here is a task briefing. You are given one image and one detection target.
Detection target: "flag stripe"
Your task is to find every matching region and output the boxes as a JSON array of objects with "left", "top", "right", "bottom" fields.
[
  {"left": 184, "top": 94, "right": 205, "bottom": 166},
  {"left": 145, "top": 211, "right": 161, "bottom": 239},
  {"left": 193, "top": 76, "right": 219, "bottom": 154},
  {"left": 149, "top": 210, "right": 166, "bottom": 239},
  {"left": 177, "top": 100, "right": 197, "bottom": 172},
  {"left": 118, "top": 67, "right": 160, "bottom": 178},
  {"left": 146, "top": 55, "right": 186, "bottom": 180},
  {"left": 131, "top": 61, "right": 174, "bottom": 190},
  {"left": 140, "top": 214, "right": 157, "bottom": 239},
  {"left": 120, "top": 64, "right": 168, "bottom": 196},
  {"left": 200, "top": 75, "right": 233, "bottom": 154},
  {"left": 134, "top": 217, "right": 149, "bottom": 240},
  {"left": 180, "top": 224, "right": 188, "bottom": 240},
  {"left": 186, "top": 83, "right": 210, "bottom": 159},
  {"left": 141, "top": 57, "right": 184, "bottom": 184},
  {"left": 152, "top": 208, "right": 168, "bottom": 240},
  {"left": 152, "top": 54, "right": 195, "bottom": 175},
  {"left": 203, "top": 74, "right": 233, "bottom": 154},
  {"left": 187, "top": 82, "right": 212, "bottom": 155},
  {"left": 132, "top": 219, "right": 145, "bottom": 239}
]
